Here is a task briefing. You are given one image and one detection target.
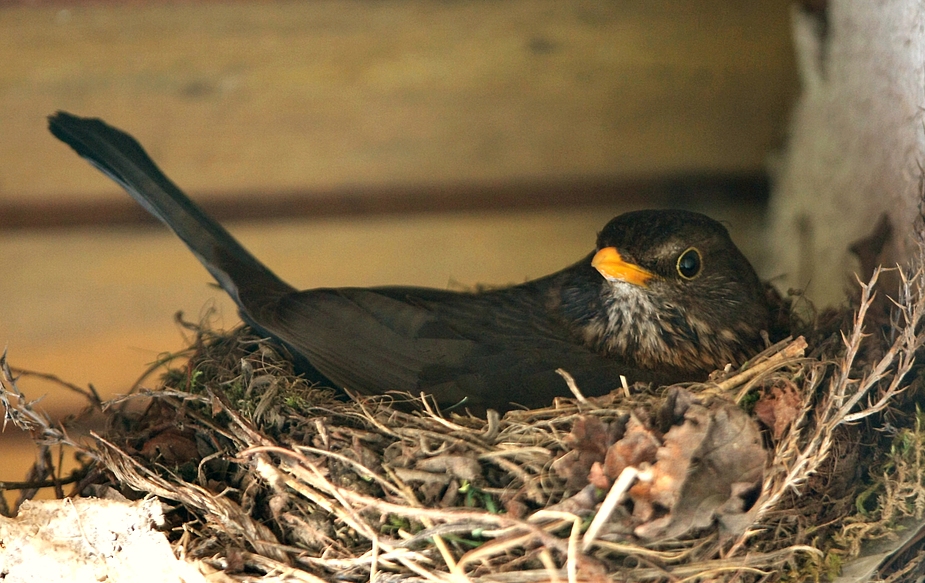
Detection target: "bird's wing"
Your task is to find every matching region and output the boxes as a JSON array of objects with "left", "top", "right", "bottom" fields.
[
  {"left": 258, "top": 286, "right": 657, "bottom": 411},
  {"left": 255, "top": 287, "right": 472, "bottom": 397}
]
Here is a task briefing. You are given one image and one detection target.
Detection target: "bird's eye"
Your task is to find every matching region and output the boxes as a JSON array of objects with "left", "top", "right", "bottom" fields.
[{"left": 676, "top": 247, "right": 702, "bottom": 279}]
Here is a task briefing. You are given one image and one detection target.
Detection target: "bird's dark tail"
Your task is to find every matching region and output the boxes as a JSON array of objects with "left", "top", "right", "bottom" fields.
[{"left": 48, "top": 111, "right": 295, "bottom": 307}]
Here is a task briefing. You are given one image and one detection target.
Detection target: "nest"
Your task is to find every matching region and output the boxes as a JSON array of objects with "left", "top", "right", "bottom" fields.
[{"left": 3, "top": 264, "right": 925, "bottom": 582}]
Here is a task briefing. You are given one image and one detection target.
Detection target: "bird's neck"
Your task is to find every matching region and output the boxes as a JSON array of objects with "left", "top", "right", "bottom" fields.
[{"left": 549, "top": 262, "right": 754, "bottom": 378}]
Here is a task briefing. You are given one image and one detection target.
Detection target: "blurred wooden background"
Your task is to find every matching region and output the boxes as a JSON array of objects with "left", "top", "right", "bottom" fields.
[{"left": 0, "top": 0, "right": 797, "bottom": 487}]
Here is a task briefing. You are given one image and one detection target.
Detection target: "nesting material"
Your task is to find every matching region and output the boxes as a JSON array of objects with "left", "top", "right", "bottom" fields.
[{"left": 2, "top": 264, "right": 924, "bottom": 582}]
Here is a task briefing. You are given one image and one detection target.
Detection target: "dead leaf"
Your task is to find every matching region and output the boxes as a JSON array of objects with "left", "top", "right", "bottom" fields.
[
  {"left": 553, "top": 414, "right": 627, "bottom": 490},
  {"left": 754, "top": 384, "right": 803, "bottom": 440},
  {"left": 588, "top": 462, "right": 609, "bottom": 490},
  {"left": 139, "top": 428, "right": 200, "bottom": 464},
  {"left": 631, "top": 389, "right": 766, "bottom": 540},
  {"left": 602, "top": 415, "right": 660, "bottom": 484}
]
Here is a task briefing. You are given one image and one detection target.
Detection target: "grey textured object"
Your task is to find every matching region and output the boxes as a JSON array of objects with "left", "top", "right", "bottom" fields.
[{"left": 767, "top": 1, "right": 925, "bottom": 306}]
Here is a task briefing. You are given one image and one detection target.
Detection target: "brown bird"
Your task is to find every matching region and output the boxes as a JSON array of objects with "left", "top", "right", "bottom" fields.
[{"left": 48, "top": 111, "right": 770, "bottom": 412}]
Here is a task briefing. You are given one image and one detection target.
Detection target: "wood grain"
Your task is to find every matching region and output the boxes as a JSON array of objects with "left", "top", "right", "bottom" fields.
[{"left": 1, "top": 0, "right": 795, "bottom": 205}]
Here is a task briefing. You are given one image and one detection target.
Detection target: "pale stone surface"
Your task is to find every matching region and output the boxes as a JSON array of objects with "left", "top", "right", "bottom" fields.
[
  {"left": 0, "top": 497, "right": 206, "bottom": 583},
  {"left": 767, "top": 1, "right": 925, "bottom": 305}
]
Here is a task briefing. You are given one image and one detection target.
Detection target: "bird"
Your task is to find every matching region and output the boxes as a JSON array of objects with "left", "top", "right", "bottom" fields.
[{"left": 48, "top": 111, "right": 770, "bottom": 412}]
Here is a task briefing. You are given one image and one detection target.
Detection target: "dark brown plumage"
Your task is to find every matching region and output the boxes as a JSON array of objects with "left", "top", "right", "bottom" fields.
[{"left": 48, "top": 111, "right": 770, "bottom": 412}]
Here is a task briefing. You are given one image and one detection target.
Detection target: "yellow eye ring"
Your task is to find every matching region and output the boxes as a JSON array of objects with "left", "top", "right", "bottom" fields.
[{"left": 676, "top": 247, "right": 702, "bottom": 279}]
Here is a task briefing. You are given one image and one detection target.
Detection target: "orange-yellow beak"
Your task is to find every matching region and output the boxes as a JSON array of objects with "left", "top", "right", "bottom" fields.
[{"left": 591, "top": 247, "right": 654, "bottom": 287}]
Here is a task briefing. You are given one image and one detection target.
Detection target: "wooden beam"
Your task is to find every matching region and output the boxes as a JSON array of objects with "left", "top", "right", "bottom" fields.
[{"left": 0, "top": 174, "right": 768, "bottom": 228}]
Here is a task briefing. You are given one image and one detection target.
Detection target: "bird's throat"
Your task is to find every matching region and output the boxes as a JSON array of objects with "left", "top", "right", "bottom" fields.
[{"left": 587, "top": 282, "right": 750, "bottom": 377}]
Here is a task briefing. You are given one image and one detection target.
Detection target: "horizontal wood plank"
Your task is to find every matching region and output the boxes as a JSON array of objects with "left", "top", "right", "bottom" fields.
[{"left": 1, "top": 0, "right": 796, "bottom": 206}]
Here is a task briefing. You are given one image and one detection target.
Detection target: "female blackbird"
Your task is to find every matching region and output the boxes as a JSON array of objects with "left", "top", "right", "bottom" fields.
[{"left": 48, "top": 112, "right": 770, "bottom": 412}]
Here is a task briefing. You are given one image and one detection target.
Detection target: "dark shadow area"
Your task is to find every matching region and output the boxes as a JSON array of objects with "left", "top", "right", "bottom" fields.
[{"left": 1, "top": 173, "right": 768, "bottom": 230}]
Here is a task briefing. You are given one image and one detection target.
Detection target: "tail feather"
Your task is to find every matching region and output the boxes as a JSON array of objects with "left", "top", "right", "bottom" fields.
[{"left": 48, "top": 111, "right": 294, "bottom": 307}]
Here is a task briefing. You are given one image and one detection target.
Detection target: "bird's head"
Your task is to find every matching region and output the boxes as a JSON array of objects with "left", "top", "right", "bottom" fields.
[{"left": 586, "top": 209, "right": 769, "bottom": 375}]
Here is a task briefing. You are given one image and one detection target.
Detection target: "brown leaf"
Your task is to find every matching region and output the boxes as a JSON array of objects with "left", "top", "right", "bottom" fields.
[
  {"left": 629, "top": 404, "right": 706, "bottom": 525},
  {"left": 563, "top": 416, "right": 614, "bottom": 458},
  {"left": 553, "top": 415, "right": 627, "bottom": 490},
  {"left": 550, "top": 450, "right": 584, "bottom": 490},
  {"left": 139, "top": 428, "right": 200, "bottom": 464},
  {"left": 754, "top": 384, "right": 803, "bottom": 440},
  {"left": 631, "top": 388, "right": 767, "bottom": 540},
  {"left": 546, "top": 484, "right": 602, "bottom": 516},
  {"left": 588, "top": 462, "right": 610, "bottom": 490},
  {"left": 602, "top": 415, "right": 660, "bottom": 483}
]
